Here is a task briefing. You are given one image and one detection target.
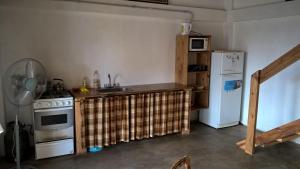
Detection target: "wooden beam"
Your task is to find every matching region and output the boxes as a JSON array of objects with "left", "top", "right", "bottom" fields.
[
  {"left": 244, "top": 71, "right": 261, "bottom": 155},
  {"left": 237, "top": 119, "right": 300, "bottom": 149},
  {"left": 75, "top": 99, "right": 86, "bottom": 154},
  {"left": 175, "top": 35, "right": 189, "bottom": 85},
  {"left": 237, "top": 140, "right": 259, "bottom": 149},
  {"left": 260, "top": 141, "right": 278, "bottom": 148},
  {"left": 276, "top": 132, "right": 300, "bottom": 142},
  {"left": 238, "top": 134, "right": 300, "bottom": 149},
  {"left": 261, "top": 132, "right": 300, "bottom": 147},
  {"left": 255, "top": 119, "right": 300, "bottom": 145},
  {"left": 260, "top": 44, "right": 300, "bottom": 83},
  {"left": 238, "top": 44, "right": 300, "bottom": 155},
  {"left": 236, "top": 140, "right": 245, "bottom": 147}
]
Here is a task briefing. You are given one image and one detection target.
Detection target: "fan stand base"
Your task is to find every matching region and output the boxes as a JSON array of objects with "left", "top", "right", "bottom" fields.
[
  {"left": 12, "top": 116, "right": 38, "bottom": 169},
  {"left": 10, "top": 165, "right": 37, "bottom": 169}
]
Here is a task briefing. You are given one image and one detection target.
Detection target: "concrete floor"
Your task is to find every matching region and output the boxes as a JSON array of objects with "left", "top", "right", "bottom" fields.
[{"left": 1, "top": 123, "right": 300, "bottom": 169}]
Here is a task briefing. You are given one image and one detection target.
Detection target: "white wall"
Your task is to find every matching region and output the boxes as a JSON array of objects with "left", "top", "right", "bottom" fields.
[
  {"left": 192, "top": 21, "right": 226, "bottom": 49},
  {"left": 233, "top": 0, "right": 284, "bottom": 9},
  {"left": 0, "top": 0, "right": 299, "bottom": 157},
  {"left": 51, "top": 0, "right": 227, "bottom": 22},
  {"left": 82, "top": 0, "right": 226, "bottom": 10},
  {"left": 233, "top": 15, "right": 300, "bottom": 143},
  {"left": 0, "top": 4, "right": 172, "bottom": 122},
  {"left": 231, "top": 0, "right": 300, "bottom": 145},
  {"left": 0, "top": 71, "right": 5, "bottom": 156},
  {"left": 170, "top": 0, "right": 225, "bottom": 9},
  {"left": 231, "top": 0, "right": 300, "bottom": 22}
]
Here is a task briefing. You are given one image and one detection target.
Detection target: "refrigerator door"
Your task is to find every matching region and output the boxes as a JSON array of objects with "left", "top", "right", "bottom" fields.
[
  {"left": 219, "top": 74, "right": 243, "bottom": 128},
  {"left": 221, "top": 52, "right": 244, "bottom": 75}
]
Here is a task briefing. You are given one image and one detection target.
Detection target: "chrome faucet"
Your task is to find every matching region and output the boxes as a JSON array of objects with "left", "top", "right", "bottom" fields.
[
  {"left": 113, "top": 74, "right": 120, "bottom": 87},
  {"left": 108, "top": 73, "right": 112, "bottom": 87},
  {"left": 104, "top": 73, "right": 120, "bottom": 88}
]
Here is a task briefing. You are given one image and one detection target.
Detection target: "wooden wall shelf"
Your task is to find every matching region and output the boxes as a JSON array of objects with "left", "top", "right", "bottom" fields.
[
  {"left": 175, "top": 35, "right": 212, "bottom": 110},
  {"left": 188, "top": 71, "right": 209, "bottom": 74},
  {"left": 193, "top": 89, "right": 208, "bottom": 93}
]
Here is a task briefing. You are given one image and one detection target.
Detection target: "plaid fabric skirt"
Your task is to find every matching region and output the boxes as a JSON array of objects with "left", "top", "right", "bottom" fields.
[{"left": 81, "top": 90, "right": 191, "bottom": 148}]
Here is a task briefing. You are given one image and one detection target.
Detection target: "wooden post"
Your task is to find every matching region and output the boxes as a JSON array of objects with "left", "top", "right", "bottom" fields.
[
  {"left": 237, "top": 44, "right": 300, "bottom": 155},
  {"left": 245, "top": 71, "right": 261, "bottom": 155},
  {"left": 75, "top": 99, "right": 86, "bottom": 154},
  {"left": 181, "top": 89, "right": 192, "bottom": 135}
]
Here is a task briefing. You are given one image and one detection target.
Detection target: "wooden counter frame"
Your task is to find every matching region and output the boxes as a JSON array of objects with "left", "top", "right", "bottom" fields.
[
  {"left": 74, "top": 98, "right": 86, "bottom": 154},
  {"left": 73, "top": 87, "right": 192, "bottom": 154}
]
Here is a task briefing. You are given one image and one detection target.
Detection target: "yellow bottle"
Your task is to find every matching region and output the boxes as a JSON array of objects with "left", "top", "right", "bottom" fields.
[{"left": 80, "top": 77, "right": 89, "bottom": 94}]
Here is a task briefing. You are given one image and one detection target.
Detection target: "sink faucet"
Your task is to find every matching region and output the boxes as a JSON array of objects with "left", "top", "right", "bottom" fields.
[
  {"left": 108, "top": 73, "right": 112, "bottom": 87},
  {"left": 104, "top": 73, "right": 120, "bottom": 88},
  {"left": 113, "top": 74, "right": 120, "bottom": 87}
]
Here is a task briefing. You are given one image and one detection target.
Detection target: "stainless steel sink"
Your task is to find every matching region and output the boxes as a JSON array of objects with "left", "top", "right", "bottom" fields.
[{"left": 97, "top": 87, "right": 130, "bottom": 93}]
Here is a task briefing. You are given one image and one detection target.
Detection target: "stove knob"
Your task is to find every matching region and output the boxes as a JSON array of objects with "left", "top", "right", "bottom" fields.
[
  {"left": 64, "top": 101, "right": 69, "bottom": 106},
  {"left": 39, "top": 103, "right": 44, "bottom": 109},
  {"left": 35, "top": 103, "right": 41, "bottom": 109},
  {"left": 58, "top": 101, "right": 63, "bottom": 106},
  {"left": 64, "top": 101, "right": 70, "bottom": 106},
  {"left": 56, "top": 101, "right": 61, "bottom": 106},
  {"left": 44, "top": 102, "right": 51, "bottom": 108}
]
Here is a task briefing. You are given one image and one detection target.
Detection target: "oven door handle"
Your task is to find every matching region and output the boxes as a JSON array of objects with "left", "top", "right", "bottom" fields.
[{"left": 34, "top": 107, "right": 73, "bottom": 112}]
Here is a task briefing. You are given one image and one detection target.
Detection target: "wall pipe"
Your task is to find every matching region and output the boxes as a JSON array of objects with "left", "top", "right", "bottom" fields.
[{"left": 54, "top": 0, "right": 194, "bottom": 21}]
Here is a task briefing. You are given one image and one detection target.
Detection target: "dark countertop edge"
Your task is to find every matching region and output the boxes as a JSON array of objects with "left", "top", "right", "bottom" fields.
[{"left": 70, "top": 83, "right": 192, "bottom": 100}]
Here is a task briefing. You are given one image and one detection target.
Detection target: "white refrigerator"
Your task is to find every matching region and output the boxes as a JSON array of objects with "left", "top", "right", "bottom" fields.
[{"left": 199, "top": 51, "right": 245, "bottom": 128}]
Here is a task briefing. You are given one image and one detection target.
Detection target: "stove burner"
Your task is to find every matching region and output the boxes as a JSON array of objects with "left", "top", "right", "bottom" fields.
[{"left": 40, "top": 90, "right": 72, "bottom": 99}]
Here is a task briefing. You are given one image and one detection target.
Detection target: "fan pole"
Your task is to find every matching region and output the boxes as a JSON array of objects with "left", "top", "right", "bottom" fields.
[
  {"left": 5, "top": 58, "right": 43, "bottom": 169},
  {"left": 15, "top": 115, "right": 21, "bottom": 169}
]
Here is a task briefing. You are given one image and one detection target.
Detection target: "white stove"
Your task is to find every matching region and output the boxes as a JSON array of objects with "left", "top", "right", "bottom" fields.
[
  {"left": 33, "top": 91, "right": 74, "bottom": 160},
  {"left": 33, "top": 97, "right": 73, "bottom": 109}
]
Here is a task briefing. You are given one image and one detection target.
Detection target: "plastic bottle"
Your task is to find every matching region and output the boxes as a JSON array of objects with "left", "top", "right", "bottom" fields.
[{"left": 92, "top": 70, "right": 100, "bottom": 89}]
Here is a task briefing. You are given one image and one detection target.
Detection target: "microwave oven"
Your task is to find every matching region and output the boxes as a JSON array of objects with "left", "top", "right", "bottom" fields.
[{"left": 189, "top": 37, "right": 209, "bottom": 51}]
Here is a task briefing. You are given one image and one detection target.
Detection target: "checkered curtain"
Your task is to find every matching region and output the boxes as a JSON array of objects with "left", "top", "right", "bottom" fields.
[
  {"left": 81, "top": 96, "right": 130, "bottom": 148},
  {"left": 81, "top": 90, "right": 190, "bottom": 148}
]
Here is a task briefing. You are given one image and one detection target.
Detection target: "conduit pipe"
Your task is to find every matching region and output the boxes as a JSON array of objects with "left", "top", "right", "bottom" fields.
[{"left": 54, "top": 0, "right": 193, "bottom": 21}]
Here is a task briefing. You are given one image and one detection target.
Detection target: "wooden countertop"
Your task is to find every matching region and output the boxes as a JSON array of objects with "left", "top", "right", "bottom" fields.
[{"left": 70, "top": 83, "right": 191, "bottom": 100}]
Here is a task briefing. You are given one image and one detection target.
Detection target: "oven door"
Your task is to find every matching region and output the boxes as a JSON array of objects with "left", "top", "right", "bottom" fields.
[{"left": 34, "top": 107, "right": 73, "bottom": 131}]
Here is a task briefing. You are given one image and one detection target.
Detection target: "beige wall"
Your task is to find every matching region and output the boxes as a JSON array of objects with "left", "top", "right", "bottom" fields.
[
  {"left": 170, "top": 0, "right": 226, "bottom": 9},
  {"left": 0, "top": 0, "right": 227, "bottom": 155},
  {"left": 1, "top": 0, "right": 299, "bottom": 157},
  {"left": 79, "top": 0, "right": 226, "bottom": 10}
]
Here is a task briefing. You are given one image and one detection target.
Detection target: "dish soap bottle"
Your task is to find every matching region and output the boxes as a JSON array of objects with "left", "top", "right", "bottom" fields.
[
  {"left": 80, "top": 77, "right": 89, "bottom": 94},
  {"left": 92, "top": 70, "right": 100, "bottom": 89}
]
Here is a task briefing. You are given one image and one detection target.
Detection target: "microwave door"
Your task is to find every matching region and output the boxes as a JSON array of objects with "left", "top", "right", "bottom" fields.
[
  {"left": 193, "top": 40, "right": 204, "bottom": 49},
  {"left": 189, "top": 38, "right": 208, "bottom": 51}
]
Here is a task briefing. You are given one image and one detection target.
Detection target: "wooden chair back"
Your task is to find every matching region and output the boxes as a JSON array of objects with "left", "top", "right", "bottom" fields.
[{"left": 170, "top": 156, "right": 191, "bottom": 169}]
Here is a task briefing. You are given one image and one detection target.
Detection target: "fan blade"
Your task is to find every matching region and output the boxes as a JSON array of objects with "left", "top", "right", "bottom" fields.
[
  {"left": 25, "top": 78, "right": 38, "bottom": 92},
  {"left": 15, "top": 90, "right": 33, "bottom": 106},
  {"left": 25, "top": 61, "right": 35, "bottom": 78},
  {"left": 4, "top": 58, "right": 47, "bottom": 106}
]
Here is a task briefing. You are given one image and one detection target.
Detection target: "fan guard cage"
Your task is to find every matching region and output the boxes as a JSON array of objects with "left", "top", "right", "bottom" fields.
[{"left": 3, "top": 58, "right": 47, "bottom": 106}]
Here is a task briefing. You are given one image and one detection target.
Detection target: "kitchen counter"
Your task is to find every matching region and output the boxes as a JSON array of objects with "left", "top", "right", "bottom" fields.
[
  {"left": 72, "top": 83, "right": 192, "bottom": 154},
  {"left": 71, "top": 83, "right": 192, "bottom": 99}
]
